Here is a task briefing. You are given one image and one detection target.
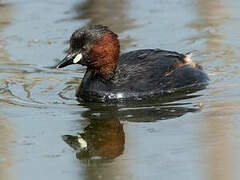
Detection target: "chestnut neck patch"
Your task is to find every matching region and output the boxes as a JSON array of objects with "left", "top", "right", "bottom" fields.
[{"left": 89, "top": 31, "right": 120, "bottom": 79}]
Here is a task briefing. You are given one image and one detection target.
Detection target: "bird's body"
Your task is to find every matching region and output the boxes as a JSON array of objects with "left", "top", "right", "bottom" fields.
[{"left": 57, "top": 25, "right": 209, "bottom": 102}]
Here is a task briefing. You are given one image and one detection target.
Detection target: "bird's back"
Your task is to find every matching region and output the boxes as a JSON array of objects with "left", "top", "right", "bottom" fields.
[{"left": 113, "top": 49, "right": 208, "bottom": 92}]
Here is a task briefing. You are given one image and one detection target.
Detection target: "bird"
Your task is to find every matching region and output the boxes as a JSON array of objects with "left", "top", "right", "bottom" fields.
[{"left": 56, "top": 25, "right": 209, "bottom": 102}]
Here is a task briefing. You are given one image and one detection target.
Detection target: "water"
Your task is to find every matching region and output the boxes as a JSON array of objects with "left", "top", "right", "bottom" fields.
[{"left": 1, "top": 0, "right": 240, "bottom": 179}]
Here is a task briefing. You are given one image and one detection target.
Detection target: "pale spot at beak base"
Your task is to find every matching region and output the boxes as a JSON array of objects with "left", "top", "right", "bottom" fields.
[{"left": 73, "top": 53, "right": 83, "bottom": 64}]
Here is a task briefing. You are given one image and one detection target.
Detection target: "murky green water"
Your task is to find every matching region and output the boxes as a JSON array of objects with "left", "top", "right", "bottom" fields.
[{"left": 1, "top": 0, "right": 240, "bottom": 180}]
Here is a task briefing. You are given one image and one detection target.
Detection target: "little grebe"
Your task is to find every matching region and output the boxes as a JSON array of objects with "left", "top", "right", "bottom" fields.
[{"left": 57, "top": 25, "right": 209, "bottom": 102}]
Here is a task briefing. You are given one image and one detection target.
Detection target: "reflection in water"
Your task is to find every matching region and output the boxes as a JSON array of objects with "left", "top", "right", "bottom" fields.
[
  {"left": 202, "top": 102, "right": 237, "bottom": 180},
  {"left": 193, "top": 0, "right": 237, "bottom": 180},
  {"left": 72, "top": 0, "right": 136, "bottom": 50},
  {"left": 0, "top": 2, "right": 15, "bottom": 180},
  {"left": 190, "top": 0, "right": 230, "bottom": 52},
  {"left": 190, "top": 0, "right": 230, "bottom": 53},
  {"left": 0, "top": 2, "right": 12, "bottom": 63},
  {"left": 0, "top": 115, "right": 14, "bottom": 180},
  {"left": 80, "top": 95, "right": 201, "bottom": 122},
  {"left": 190, "top": 0, "right": 237, "bottom": 80},
  {"left": 62, "top": 93, "right": 202, "bottom": 160},
  {"left": 62, "top": 96, "right": 202, "bottom": 179},
  {"left": 63, "top": 119, "right": 124, "bottom": 160}
]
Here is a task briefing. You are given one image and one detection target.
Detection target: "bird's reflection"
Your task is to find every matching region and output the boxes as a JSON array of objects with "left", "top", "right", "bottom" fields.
[
  {"left": 62, "top": 93, "right": 202, "bottom": 160},
  {"left": 62, "top": 118, "right": 124, "bottom": 160}
]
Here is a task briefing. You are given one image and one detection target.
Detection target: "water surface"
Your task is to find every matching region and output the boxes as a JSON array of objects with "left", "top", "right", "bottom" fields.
[{"left": 1, "top": 0, "right": 240, "bottom": 180}]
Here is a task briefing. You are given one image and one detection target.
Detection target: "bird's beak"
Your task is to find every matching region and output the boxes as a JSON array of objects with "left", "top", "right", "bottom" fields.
[{"left": 56, "top": 53, "right": 83, "bottom": 68}]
